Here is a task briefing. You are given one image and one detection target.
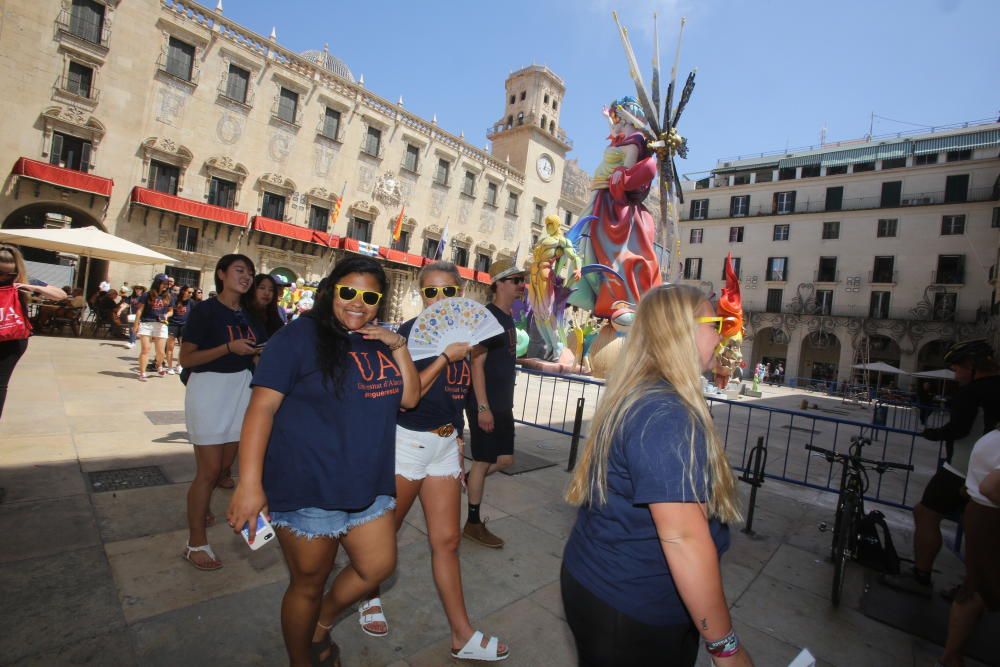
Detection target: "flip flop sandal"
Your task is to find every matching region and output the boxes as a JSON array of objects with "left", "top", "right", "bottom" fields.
[
  {"left": 310, "top": 631, "right": 341, "bottom": 667},
  {"left": 358, "top": 596, "right": 389, "bottom": 637},
  {"left": 182, "top": 543, "right": 222, "bottom": 571},
  {"left": 451, "top": 630, "right": 509, "bottom": 662}
]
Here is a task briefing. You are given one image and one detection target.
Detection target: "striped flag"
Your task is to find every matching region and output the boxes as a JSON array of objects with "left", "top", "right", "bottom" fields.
[
  {"left": 392, "top": 205, "right": 405, "bottom": 241},
  {"left": 435, "top": 221, "right": 449, "bottom": 260},
  {"left": 329, "top": 181, "right": 347, "bottom": 228}
]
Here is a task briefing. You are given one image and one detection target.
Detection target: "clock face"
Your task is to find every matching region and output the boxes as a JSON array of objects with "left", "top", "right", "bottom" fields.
[{"left": 536, "top": 154, "right": 554, "bottom": 181}]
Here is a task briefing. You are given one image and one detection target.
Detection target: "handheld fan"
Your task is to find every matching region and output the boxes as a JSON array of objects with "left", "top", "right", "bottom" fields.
[{"left": 407, "top": 298, "right": 504, "bottom": 361}]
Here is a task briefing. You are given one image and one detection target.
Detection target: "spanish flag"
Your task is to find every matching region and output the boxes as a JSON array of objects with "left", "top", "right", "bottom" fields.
[{"left": 392, "top": 206, "right": 405, "bottom": 241}]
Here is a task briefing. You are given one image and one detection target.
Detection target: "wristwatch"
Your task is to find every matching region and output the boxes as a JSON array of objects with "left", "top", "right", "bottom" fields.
[{"left": 478, "top": 404, "right": 490, "bottom": 413}]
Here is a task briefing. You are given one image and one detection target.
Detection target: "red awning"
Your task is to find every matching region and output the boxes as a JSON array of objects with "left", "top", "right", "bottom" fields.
[
  {"left": 384, "top": 249, "right": 424, "bottom": 267},
  {"left": 13, "top": 157, "right": 113, "bottom": 198},
  {"left": 475, "top": 270, "right": 492, "bottom": 285},
  {"left": 131, "top": 186, "right": 248, "bottom": 227},
  {"left": 457, "top": 266, "right": 476, "bottom": 281},
  {"left": 253, "top": 216, "right": 336, "bottom": 246}
]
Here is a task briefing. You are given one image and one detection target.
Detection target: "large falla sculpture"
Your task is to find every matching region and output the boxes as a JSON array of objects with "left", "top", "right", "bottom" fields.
[{"left": 525, "top": 12, "right": 700, "bottom": 378}]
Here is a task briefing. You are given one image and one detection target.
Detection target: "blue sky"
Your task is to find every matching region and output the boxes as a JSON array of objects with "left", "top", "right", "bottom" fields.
[{"left": 222, "top": 0, "right": 998, "bottom": 177}]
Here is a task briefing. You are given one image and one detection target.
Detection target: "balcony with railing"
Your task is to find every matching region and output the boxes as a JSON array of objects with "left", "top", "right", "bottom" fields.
[
  {"left": 55, "top": 7, "right": 110, "bottom": 51},
  {"left": 54, "top": 75, "right": 100, "bottom": 104},
  {"left": 748, "top": 303, "right": 983, "bottom": 324},
  {"left": 682, "top": 186, "right": 999, "bottom": 222},
  {"left": 868, "top": 269, "right": 899, "bottom": 285}
]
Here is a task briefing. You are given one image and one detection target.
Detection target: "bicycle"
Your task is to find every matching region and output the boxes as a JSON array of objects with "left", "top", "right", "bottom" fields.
[{"left": 806, "top": 435, "right": 913, "bottom": 606}]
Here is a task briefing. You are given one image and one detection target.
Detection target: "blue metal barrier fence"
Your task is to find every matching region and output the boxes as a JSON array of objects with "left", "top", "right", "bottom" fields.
[{"left": 513, "top": 367, "right": 943, "bottom": 511}]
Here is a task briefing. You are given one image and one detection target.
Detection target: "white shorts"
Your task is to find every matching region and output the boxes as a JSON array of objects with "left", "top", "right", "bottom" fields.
[
  {"left": 395, "top": 425, "right": 463, "bottom": 481},
  {"left": 184, "top": 369, "right": 253, "bottom": 445},
  {"left": 138, "top": 321, "right": 168, "bottom": 339}
]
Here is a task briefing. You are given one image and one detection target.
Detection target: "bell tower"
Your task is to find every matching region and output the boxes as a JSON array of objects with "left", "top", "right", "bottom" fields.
[{"left": 487, "top": 66, "right": 572, "bottom": 229}]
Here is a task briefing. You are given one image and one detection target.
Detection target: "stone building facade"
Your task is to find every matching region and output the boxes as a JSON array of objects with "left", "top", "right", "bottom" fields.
[
  {"left": 0, "top": 0, "right": 588, "bottom": 320},
  {"left": 677, "top": 122, "right": 1000, "bottom": 388}
]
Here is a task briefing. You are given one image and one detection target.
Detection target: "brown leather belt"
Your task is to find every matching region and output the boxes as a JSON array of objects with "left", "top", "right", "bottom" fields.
[{"left": 429, "top": 424, "right": 455, "bottom": 437}]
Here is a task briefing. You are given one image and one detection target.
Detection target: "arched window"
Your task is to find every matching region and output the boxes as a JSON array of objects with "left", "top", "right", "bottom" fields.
[
  {"left": 506, "top": 115, "right": 513, "bottom": 129},
  {"left": 549, "top": 121, "right": 555, "bottom": 133},
  {"left": 517, "top": 112, "right": 524, "bottom": 126},
  {"left": 541, "top": 114, "right": 547, "bottom": 129}
]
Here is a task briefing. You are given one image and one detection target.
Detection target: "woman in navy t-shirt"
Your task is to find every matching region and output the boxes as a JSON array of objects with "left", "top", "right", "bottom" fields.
[
  {"left": 227, "top": 256, "right": 419, "bottom": 666},
  {"left": 355, "top": 261, "right": 509, "bottom": 661},
  {"left": 165, "top": 284, "right": 193, "bottom": 374},
  {"left": 562, "top": 285, "right": 753, "bottom": 666},
  {"left": 178, "top": 254, "right": 263, "bottom": 571},
  {"left": 133, "top": 275, "right": 173, "bottom": 380}
]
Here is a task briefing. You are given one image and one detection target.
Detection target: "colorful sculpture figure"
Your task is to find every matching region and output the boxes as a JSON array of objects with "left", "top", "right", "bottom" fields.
[
  {"left": 711, "top": 253, "right": 745, "bottom": 388},
  {"left": 528, "top": 214, "right": 583, "bottom": 359},
  {"left": 566, "top": 96, "right": 661, "bottom": 326}
]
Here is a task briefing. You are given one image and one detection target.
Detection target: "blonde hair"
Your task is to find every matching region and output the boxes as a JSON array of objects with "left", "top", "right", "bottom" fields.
[{"left": 565, "top": 285, "right": 742, "bottom": 524}]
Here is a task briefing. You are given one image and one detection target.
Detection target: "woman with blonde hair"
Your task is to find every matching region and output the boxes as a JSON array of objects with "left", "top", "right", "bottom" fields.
[{"left": 562, "top": 284, "right": 753, "bottom": 666}]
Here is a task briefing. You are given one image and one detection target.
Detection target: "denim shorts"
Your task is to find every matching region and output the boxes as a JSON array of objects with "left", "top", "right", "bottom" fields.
[{"left": 269, "top": 495, "right": 396, "bottom": 539}]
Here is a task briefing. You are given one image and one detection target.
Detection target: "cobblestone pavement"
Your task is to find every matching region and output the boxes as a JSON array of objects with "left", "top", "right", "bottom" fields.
[{"left": 0, "top": 336, "right": 988, "bottom": 666}]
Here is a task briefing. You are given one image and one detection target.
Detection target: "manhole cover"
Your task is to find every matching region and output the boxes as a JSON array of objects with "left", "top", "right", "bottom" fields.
[
  {"left": 144, "top": 410, "right": 186, "bottom": 425},
  {"left": 88, "top": 466, "right": 169, "bottom": 492}
]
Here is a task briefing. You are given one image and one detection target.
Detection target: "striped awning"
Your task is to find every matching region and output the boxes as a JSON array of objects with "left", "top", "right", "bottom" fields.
[
  {"left": 777, "top": 154, "right": 822, "bottom": 169},
  {"left": 821, "top": 142, "right": 910, "bottom": 168},
  {"left": 913, "top": 128, "right": 1000, "bottom": 155}
]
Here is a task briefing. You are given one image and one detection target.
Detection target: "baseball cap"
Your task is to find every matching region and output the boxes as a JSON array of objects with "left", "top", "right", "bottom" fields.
[
  {"left": 488, "top": 258, "right": 526, "bottom": 284},
  {"left": 154, "top": 273, "right": 169, "bottom": 282}
]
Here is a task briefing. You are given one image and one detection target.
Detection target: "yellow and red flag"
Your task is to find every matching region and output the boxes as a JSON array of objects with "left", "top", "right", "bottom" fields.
[
  {"left": 392, "top": 206, "right": 405, "bottom": 241},
  {"left": 329, "top": 181, "right": 347, "bottom": 228}
]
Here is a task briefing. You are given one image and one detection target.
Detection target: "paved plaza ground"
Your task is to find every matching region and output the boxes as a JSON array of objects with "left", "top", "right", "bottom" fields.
[{"left": 0, "top": 336, "right": 990, "bottom": 666}]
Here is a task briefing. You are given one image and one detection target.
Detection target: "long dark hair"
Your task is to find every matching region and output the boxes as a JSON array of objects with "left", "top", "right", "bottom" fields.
[
  {"left": 306, "top": 256, "right": 388, "bottom": 391},
  {"left": 214, "top": 253, "right": 255, "bottom": 294},
  {"left": 249, "top": 273, "right": 284, "bottom": 336}
]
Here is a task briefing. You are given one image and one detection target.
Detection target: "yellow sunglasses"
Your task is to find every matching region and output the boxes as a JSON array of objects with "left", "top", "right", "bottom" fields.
[
  {"left": 335, "top": 284, "right": 383, "bottom": 306},
  {"left": 696, "top": 316, "right": 738, "bottom": 334}
]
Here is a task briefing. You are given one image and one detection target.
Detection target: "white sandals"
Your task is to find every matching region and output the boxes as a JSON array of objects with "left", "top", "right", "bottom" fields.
[
  {"left": 182, "top": 543, "right": 222, "bottom": 571},
  {"left": 358, "top": 596, "right": 389, "bottom": 637},
  {"left": 451, "top": 630, "right": 509, "bottom": 662}
]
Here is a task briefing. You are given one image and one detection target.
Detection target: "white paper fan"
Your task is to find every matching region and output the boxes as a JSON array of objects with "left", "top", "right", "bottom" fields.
[{"left": 407, "top": 297, "right": 504, "bottom": 361}]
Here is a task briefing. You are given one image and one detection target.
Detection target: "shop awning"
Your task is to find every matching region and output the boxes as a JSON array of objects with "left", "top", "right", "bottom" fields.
[
  {"left": 821, "top": 142, "right": 911, "bottom": 168},
  {"left": 130, "top": 186, "right": 248, "bottom": 227},
  {"left": 13, "top": 157, "right": 113, "bottom": 198},
  {"left": 913, "top": 128, "right": 1000, "bottom": 155},
  {"left": 252, "top": 216, "right": 337, "bottom": 246}
]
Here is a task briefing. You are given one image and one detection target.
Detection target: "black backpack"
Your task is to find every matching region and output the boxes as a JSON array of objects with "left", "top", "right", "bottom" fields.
[{"left": 856, "top": 510, "right": 901, "bottom": 574}]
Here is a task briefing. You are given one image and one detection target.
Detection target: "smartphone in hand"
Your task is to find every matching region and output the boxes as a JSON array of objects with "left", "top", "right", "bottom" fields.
[{"left": 241, "top": 512, "right": 276, "bottom": 550}]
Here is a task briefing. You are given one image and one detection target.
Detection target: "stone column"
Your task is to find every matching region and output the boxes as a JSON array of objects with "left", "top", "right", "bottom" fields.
[
  {"left": 784, "top": 327, "right": 805, "bottom": 386},
  {"left": 836, "top": 335, "right": 855, "bottom": 385},
  {"left": 384, "top": 268, "right": 409, "bottom": 322},
  {"left": 898, "top": 349, "right": 919, "bottom": 391}
]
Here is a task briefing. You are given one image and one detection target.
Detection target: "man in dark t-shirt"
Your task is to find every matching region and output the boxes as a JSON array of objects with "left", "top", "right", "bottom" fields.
[{"left": 463, "top": 259, "right": 525, "bottom": 548}]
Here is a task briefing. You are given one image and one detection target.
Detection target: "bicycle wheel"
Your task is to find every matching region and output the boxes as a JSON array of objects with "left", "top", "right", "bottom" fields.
[{"left": 832, "top": 490, "right": 859, "bottom": 607}]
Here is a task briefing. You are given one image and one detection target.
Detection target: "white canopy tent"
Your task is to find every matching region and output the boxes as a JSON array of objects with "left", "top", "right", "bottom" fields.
[
  {"left": 911, "top": 368, "right": 955, "bottom": 380},
  {"left": 852, "top": 361, "right": 908, "bottom": 395},
  {"left": 0, "top": 226, "right": 175, "bottom": 297}
]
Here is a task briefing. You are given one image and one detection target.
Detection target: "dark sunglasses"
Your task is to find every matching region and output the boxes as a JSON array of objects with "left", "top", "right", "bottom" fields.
[
  {"left": 336, "top": 284, "right": 382, "bottom": 306},
  {"left": 421, "top": 285, "right": 460, "bottom": 299},
  {"left": 500, "top": 276, "right": 525, "bottom": 285}
]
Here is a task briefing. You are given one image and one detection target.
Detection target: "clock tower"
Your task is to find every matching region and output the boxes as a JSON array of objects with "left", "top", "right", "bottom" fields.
[{"left": 487, "top": 66, "right": 572, "bottom": 241}]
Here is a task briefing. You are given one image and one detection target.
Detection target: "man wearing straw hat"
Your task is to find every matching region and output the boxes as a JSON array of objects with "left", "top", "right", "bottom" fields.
[{"left": 463, "top": 258, "right": 525, "bottom": 548}]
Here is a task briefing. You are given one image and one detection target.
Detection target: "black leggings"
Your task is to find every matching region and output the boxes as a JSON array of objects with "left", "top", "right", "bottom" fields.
[
  {"left": 561, "top": 565, "right": 699, "bottom": 666},
  {"left": 0, "top": 339, "right": 28, "bottom": 420}
]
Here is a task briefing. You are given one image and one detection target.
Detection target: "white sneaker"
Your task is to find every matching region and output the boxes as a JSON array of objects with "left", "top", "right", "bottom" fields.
[
  {"left": 167, "top": 368, "right": 177, "bottom": 375},
  {"left": 126, "top": 342, "right": 135, "bottom": 349}
]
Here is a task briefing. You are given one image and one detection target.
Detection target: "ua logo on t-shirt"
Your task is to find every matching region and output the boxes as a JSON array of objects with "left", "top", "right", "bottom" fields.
[
  {"left": 349, "top": 350, "right": 401, "bottom": 382},
  {"left": 446, "top": 359, "right": 471, "bottom": 387}
]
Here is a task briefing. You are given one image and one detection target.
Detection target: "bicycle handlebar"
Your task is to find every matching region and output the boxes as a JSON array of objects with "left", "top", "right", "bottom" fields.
[{"left": 804, "top": 444, "right": 914, "bottom": 472}]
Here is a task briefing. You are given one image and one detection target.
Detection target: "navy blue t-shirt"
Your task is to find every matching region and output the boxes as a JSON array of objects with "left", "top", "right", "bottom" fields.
[
  {"left": 182, "top": 297, "right": 265, "bottom": 374},
  {"left": 254, "top": 317, "right": 404, "bottom": 512},
  {"left": 169, "top": 298, "right": 192, "bottom": 325},
  {"left": 467, "top": 303, "right": 517, "bottom": 412},
  {"left": 138, "top": 291, "right": 172, "bottom": 322},
  {"left": 397, "top": 319, "right": 469, "bottom": 433},
  {"left": 562, "top": 387, "right": 731, "bottom": 626}
]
